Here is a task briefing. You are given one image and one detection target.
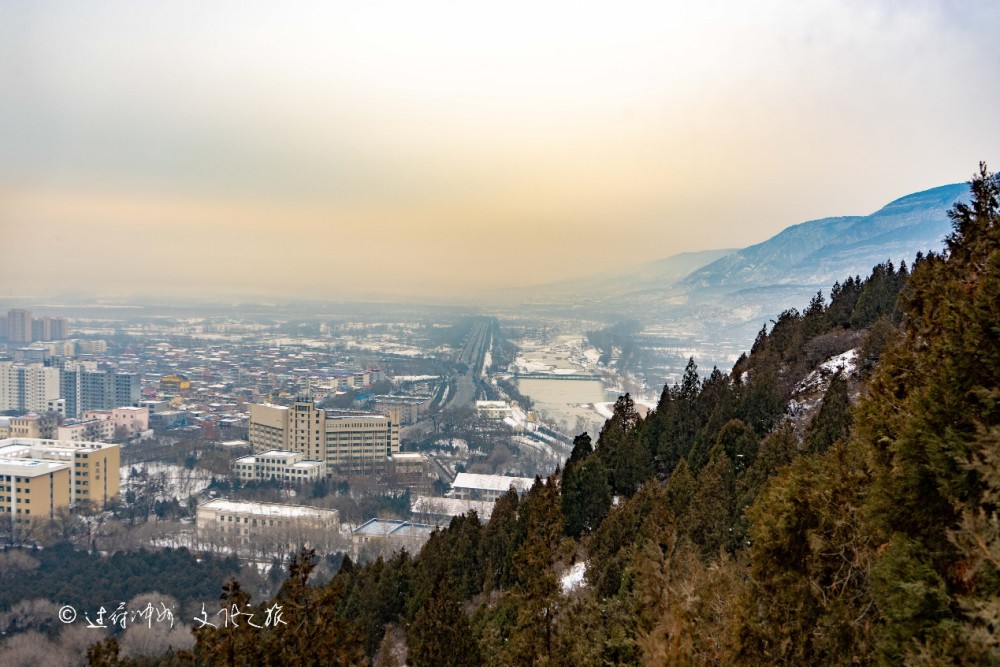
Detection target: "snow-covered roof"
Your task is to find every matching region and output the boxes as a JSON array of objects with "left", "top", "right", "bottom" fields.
[
  {"left": 353, "top": 518, "right": 435, "bottom": 537},
  {"left": 451, "top": 473, "right": 535, "bottom": 493},
  {"left": 411, "top": 495, "right": 494, "bottom": 521},
  {"left": 199, "top": 499, "right": 337, "bottom": 520}
]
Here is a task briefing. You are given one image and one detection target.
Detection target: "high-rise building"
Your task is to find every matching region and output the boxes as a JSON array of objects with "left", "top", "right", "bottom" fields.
[
  {"left": 6, "top": 309, "right": 31, "bottom": 344},
  {"left": 31, "top": 317, "right": 50, "bottom": 342},
  {"left": 0, "top": 362, "right": 61, "bottom": 413},
  {"left": 58, "top": 365, "right": 140, "bottom": 418},
  {"left": 49, "top": 318, "right": 68, "bottom": 340},
  {"left": 248, "top": 398, "right": 400, "bottom": 474}
]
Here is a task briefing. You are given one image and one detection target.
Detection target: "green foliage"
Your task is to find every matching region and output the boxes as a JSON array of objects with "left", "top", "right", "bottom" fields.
[
  {"left": 687, "top": 446, "right": 736, "bottom": 556},
  {"left": 480, "top": 489, "right": 521, "bottom": 592},
  {"left": 736, "top": 441, "right": 877, "bottom": 665},
  {"left": 0, "top": 542, "right": 240, "bottom": 616},
  {"left": 115, "top": 164, "right": 1000, "bottom": 666},
  {"left": 406, "top": 579, "right": 481, "bottom": 667},
  {"left": 804, "top": 370, "right": 853, "bottom": 454},
  {"left": 561, "top": 455, "right": 612, "bottom": 538}
]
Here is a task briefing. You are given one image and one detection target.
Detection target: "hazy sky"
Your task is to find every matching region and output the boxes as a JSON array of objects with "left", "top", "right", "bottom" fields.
[{"left": 2, "top": 1, "right": 999, "bottom": 302}]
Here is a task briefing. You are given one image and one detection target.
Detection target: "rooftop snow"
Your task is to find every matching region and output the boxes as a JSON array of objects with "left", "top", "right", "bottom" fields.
[
  {"left": 200, "top": 499, "right": 337, "bottom": 520},
  {"left": 451, "top": 473, "right": 535, "bottom": 493}
]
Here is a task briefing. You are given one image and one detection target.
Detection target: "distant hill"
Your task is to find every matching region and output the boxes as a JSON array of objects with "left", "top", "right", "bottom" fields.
[
  {"left": 505, "top": 180, "right": 972, "bottom": 353},
  {"left": 530, "top": 248, "right": 736, "bottom": 300},
  {"left": 681, "top": 183, "right": 968, "bottom": 290}
]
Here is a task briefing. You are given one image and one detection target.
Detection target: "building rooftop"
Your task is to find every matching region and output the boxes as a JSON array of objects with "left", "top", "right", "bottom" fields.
[
  {"left": 0, "top": 458, "right": 70, "bottom": 476},
  {"left": 451, "top": 472, "right": 536, "bottom": 494},
  {"left": 353, "top": 518, "right": 435, "bottom": 537},
  {"left": 411, "top": 496, "right": 495, "bottom": 522},
  {"left": 199, "top": 499, "right": 338, "bottom": 520},
  {"left": 390, "top": 452, "right": 426, "bottom": 461}
]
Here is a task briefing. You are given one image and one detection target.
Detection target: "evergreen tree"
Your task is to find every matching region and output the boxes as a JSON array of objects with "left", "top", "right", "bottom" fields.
[
  {"left": 406, "top": 578, "right": 480, "bottom": 667},
  {"left": 803, "top": 370, "right": 853, "bottom": 454},
  {"left": 687, "top": 446, "right": 736, "bottom": 556},
  {"left": 561, "top": 455, "right": 612, "bottom": 538}
]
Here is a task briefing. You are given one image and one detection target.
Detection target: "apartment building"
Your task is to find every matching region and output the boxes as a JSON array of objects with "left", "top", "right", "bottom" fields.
[
  {"left": 248, "top": 399, "right": 399, "bottom": 473},
  {"left": 58, "top": 365, "right": 140, "bottom": 418},
  {"left": 0, "top": 362, "right": 61, "bottom": 413},
  {"left": 0, "top": 438, "right": 121, "bottom": 522}
]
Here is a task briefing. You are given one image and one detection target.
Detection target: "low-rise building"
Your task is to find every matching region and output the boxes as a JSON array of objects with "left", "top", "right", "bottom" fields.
[
  {"left": 450, "top": 472, "right": 536, "bottom": 501},
  {"left": 410, "top": 495, "right": 495, "bottom": 525},
  {"left": 351, "top": 518, "right": 435, "bottom": 559},
  {"left": 83, "top": 406, "right": 150, "bottom": 436},
  {"left": 9, "top": 414, "right": 58, "bottom": 440},
  {"left": 232, "top": 450, "right": 326, "bottom": 483},
  {"left": 57, "top": 419, "right": 115, "bottom": 443},
  {"left": 476, "top": 400, "right": 512, "bottom": 420},
  {"left": 371, "top": 395, "right": 432, "bottom": 425},
  {"left": 196, "top": 499, "right": 340, "bottom": 552}
]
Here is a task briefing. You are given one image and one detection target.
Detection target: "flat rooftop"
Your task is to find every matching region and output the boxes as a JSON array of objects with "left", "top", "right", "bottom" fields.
[
  {"left": 353, "top": 518, "right": 435, "bottom": 537},
  {"left": 200, "top": 499, "right": 337, "bottom": 520},
  {"left": 451, "top": 473, "right": 535, "bottom": 493}
]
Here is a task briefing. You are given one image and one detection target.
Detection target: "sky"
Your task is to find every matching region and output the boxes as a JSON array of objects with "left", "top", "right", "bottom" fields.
[{"left": 2, "top": 0, "right": 999, "bottom": 302}]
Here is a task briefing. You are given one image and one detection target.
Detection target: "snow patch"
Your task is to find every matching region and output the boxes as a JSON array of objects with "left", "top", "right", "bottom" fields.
[{"left": 561, "top": 561, "right": 587, "bottom": 594}]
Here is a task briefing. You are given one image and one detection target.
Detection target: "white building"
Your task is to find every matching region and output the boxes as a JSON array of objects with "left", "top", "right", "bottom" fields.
[
  {"left": 196, "top": 499, "right": 340, "bottom": 552},
  {"left": 57, "top": 419, "right": 115, "bottom": 443},
  {"left": 475, "top": 400, "right": 512, "bottom": 420},
  {"left": 232, "top": 450, "right": 326, "bottom": 483},
  {"left": 410, "top": 495, "right": 495, "bottom": 524},
  {"left": 0, "top": 362, "right": 60, "bottom": 413},
  {"left": 450, "top": 472, "right": 536, "bottom": 501}
]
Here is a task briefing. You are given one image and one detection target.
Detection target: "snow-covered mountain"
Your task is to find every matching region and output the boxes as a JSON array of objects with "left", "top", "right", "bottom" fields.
[{"left": 681, "top": 182, "right": 968, "bottom": 290}]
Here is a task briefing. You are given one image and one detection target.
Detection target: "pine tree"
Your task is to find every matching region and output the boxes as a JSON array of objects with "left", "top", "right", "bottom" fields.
[
  {"left": 561, "top": 455, "right": 612, "bottom": 538},
  {"left": 803, "top": 371, "right": 852, "bottom": 454},
  {"left": 406, "top": 578, "right": 480, "bottom": 667}
]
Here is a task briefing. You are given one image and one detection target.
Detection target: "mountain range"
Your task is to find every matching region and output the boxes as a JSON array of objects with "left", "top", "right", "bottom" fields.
[
  {"left": 681, "top": 182, "right": 968, "bottom": 291},
  {"left": 510, "top": 180, "right": 970, "bottom": 351}
]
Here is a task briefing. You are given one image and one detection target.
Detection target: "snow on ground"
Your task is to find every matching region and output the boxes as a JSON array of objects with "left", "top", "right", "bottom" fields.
[
  {"left": 820, "top": 348, "right": 858, "bottom": 375},
  {"left": 635, "top": 397, "right": 657, "bottom": 411},
  {"left": 516, "top": 358, "right": 555, "bottom": 373},
  {"left": 434, "top": 438, "right": 468, "bottom": 453},
  {"left": 393, "top": 375, "right": 440, "bottom": 382},
  {"left": 795, "top": 348, "right": 858, "bottom": 396},
  {"left": 593, "top": 402, "right": 615, "bottom": 420},
  {"left": 789, "top": 348, "right": 860, "bottom": 420},
  {"left": 121, "top": 462, "right": 214, "bottom": 502},
  {"left": 561, "top": 561, "right": 587, "bottom": 594}
]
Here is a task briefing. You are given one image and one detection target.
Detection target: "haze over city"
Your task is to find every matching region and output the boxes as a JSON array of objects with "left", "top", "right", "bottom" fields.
[{"left": 2, "top": 1, "right": 999, "bottom": 301}]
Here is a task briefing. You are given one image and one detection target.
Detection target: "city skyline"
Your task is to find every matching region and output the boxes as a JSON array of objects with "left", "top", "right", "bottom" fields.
[{"left": 2, "top": 1, "right": 1000, "bottom": 301}]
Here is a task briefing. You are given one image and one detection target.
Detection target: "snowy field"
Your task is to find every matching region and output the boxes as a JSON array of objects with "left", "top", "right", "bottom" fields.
[{"left": 121, "top": 462, "right": 214, "bottom": 502}]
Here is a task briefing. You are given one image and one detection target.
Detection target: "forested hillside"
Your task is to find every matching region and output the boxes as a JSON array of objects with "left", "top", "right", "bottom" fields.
[{"left": 89, "top": 164, "right": 1000, "bottom": 666}]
